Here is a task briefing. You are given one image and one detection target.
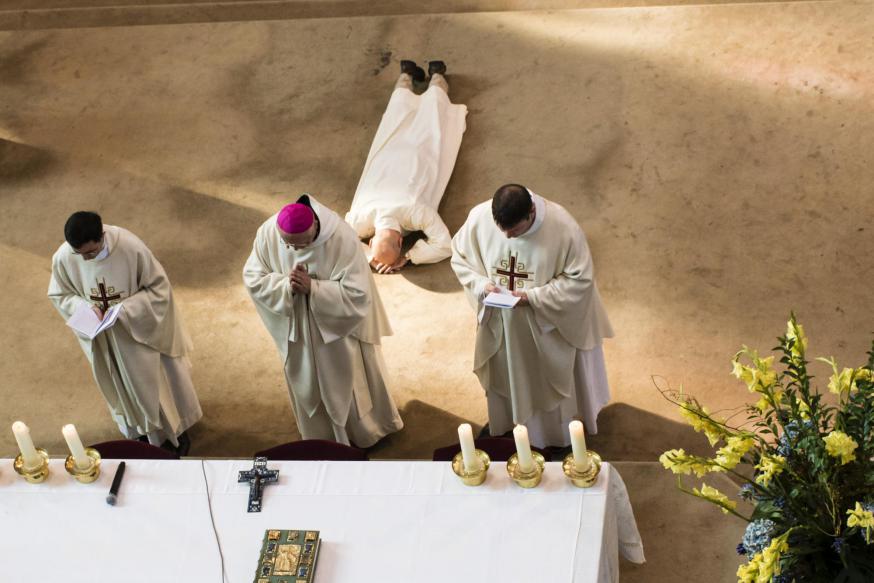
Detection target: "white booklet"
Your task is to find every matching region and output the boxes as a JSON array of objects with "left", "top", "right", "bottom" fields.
[
  {"left": 67, "top": 303, "right": 124, "bottom": 339},
  {"left": 483, "top": 291, "right": 520, "bottom": 309}
]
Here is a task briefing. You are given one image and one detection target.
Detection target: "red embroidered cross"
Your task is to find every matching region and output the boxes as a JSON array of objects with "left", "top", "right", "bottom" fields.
[
  {"left": 89, "top": 280, "right": 121, "bottom": 312},
  {"left": 495, "top": 253, "right": 531, "bottom": 291}
]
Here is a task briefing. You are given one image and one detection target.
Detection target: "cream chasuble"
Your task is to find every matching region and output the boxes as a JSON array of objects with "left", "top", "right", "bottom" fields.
[
  {"left": 48, "top": 225, "right": 202, "bottom": 446},
  {"left": 243, "top": 197, "right": 402, "bottom": 447},
  {"left": 451, "top": 193, "right": 614, "bottom": 447},
  {"left": 345, "top": 82, "right": 467, "bottom": 265}
]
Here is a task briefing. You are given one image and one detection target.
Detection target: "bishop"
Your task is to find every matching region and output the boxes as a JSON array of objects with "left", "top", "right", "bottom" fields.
[{"left": 243, "top": 195, "right": 403, "bottom": 447}]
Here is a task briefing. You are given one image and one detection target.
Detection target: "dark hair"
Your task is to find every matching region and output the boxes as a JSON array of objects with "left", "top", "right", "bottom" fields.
[
  {"left": 64, "top": 211, "right": 103, "bottom": 248},
  {"left": 491, "top": 184, "right": 533, "bottom": 229}
]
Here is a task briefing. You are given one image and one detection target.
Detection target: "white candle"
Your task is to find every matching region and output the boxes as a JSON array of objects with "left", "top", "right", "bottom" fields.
[
  {"left": 457, "top": 423, "right": 481, "bottom": 472},
  {"left": 569, "top": 420, "right": 590, "bottom": 472},
  {"left": 513, "top": 425, "right": 535, "bottom": 473},
  {"left": 12, "top": 421, "right": 42, "bottom": 470},
  {"left": 62, "top": 424, "right": 91, "bottom": 470}
]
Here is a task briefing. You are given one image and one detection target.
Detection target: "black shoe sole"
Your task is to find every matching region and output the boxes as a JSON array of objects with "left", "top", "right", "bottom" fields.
[{"left": 428, "top": 61, "right": 447, "bottom": 76}]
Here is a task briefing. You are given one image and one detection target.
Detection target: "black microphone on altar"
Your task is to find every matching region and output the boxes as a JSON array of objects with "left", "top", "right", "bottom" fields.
[{"left": 106, "top": 461, "right": 126, "bottom": 506}]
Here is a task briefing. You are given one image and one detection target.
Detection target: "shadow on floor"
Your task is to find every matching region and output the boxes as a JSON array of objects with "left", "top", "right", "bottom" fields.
[
  {"left": 187, "top": 425, "right": 298, "bottom": 460},
  {"left": 587, "top": 402, "right": 714, "bottom": 462},
  {"left": 398, "top": 260, "right": 463, "bottom": 294},
  {"left": 0, "top": 138, "right": 57, "bottom": 184},
  {"left": 365, "top": 401, "right": 715, "bottom": 463},
  {"left": 368, "top": 399, "right": 481, "bottom": 459},
  {"left": 615, "top": 462, "right": 749, "bottom": 583}
]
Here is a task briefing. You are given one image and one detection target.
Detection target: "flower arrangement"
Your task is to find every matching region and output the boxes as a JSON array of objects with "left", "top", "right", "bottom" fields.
[{"left": 659, "top": 315, "right": 874, "bottom": 582}]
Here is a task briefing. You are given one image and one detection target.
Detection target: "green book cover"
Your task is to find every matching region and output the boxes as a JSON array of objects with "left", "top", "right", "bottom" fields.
[{"left": 254, "top": 529, "right": 321, "bottom": 583}]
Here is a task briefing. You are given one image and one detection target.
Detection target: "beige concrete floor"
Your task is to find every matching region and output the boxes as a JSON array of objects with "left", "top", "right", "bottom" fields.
[
  {"left": 3, "top": 0, "right": 873, "bottom": 459},
  {"left": 0, "top": 2, "right": 871, "bottom": 579},
  {"left": 0, "top": 0, "right": 811, "bottom": 31}
]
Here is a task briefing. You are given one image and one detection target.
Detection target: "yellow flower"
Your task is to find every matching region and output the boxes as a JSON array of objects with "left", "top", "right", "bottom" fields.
[
  {"left": 818, "top": 357, "right": 857, "bottom": 395},
  {"left": 736, "top": 560, "right": 757, "bottom": 583},
  {"left": 798, "top": 399, "right": 811, "bottom": 420},
  {"left": 715, "top": 435, "right": 755, "bottom": 470},
  {"left": 659, "top": 449, "right": 722, "bottom": 477},
  {"left": 760, "top": 533, "right": 790, "bottom": 579},
  {"left": 847, "top": 502, "right": 874, "bottom": 544},
  {"left": 823, "top": 431, "right": 858, "bottom": 465},
  {"left": 847, "top": 502, "right": 874, "bottom": 528},
  {"left": 732, "top": 359, "right": 754, "bottom": 385},
  {"left": 733, "top": 347, "right": 778, "bottom": 393},
  {"left": 678, "top": 402, "right": 724, "bottom": 446},
  {"left": 833, "top": 368, "right": 855, "bottom": 394},
  {"left": 850, "top": 367, "right": 873, "bottom": 392},
  {"left": 753, "top": 358, "right": 778, "bottom": 389},
  {"left": 693, "top": 483, "right": 737, "bottom": 514},
  {"left": 736, "top": 532, "right": 790, "bottom": 583},
  {"left": 755, "top": 455, "right": 786, "bottom": 487},
  {"left": 786, "top": 319, "right": 807, "bottom": 359},
  {"left": 755, "top": 395, "right": 770, "bottom": 412}
]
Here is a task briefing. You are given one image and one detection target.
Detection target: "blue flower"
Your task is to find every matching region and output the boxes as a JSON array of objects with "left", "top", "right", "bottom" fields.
[
  {"left": 777, "top": 420, "right": 815, "bottom": 458},
  {"left": 772, "top": 575, "right": 791, "bottom": 583},
  {"left": 777, "top": 422, "right": 799, "bottom": 457},
  {"left": 736, "top": 543, "right": 747, "bottom": 555},
  {"left": 776, "top": 440, "right": 791, "bottom": 458},
  {"left": 774, "top": 497, "right": 787, "bottom": 509},
  {"left": 739, "top": 483, "right": 756, "bottom": 501},
  {"left": 832, "top": 537, "right": 846, "bottom": 555},
  {"left": 742, "top": 519, "right": 777, "bottom": 555}
]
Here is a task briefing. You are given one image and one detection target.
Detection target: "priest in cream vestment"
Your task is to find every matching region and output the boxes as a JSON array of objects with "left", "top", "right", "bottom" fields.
[
  {"left": 48, "top": 211, "right": 202, "bottom": 451},
  {"left": 243, "top": 195, "right": 403, "bottom": 447},
  {"left": 451, "top": 184, "right": 614, "bottom": 448},
  {"left": 346, "top": 59, "right": 467, "bottom": 273}
]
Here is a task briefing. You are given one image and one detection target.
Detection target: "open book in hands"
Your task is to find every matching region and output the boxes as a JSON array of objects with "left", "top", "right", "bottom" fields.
[
  {"left": 483, "top": 290, "right": 521, "bottom": 309},
  {"left": 67, "top": 302, "right": 124, "bottom": 340}
]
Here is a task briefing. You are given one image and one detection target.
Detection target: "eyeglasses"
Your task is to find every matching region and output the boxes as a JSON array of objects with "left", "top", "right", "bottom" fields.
[{"left": 72, "top": 236, "right": 104, "bottom": 257}]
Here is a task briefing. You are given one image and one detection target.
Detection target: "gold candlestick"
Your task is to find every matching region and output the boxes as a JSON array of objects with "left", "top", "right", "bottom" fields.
[
  {"left": 451, "top": 449, "right": 490, "bottom": 486},
  {"left": 13, "top": 448, "right": 50, "bottom": 483},
  {"left": 64, "top": 448, "right": 101, "bottom": 483},
  {"left": 562, "top": 450, "right": 602, "bottom": 488},
  {"left": 506, "top": 451, "right": 545, "bottom": 488}
]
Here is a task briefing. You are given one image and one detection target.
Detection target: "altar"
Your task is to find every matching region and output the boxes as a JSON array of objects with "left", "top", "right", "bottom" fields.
[{"left": 2, "top": 458, "right": 644, "bottom": 582}]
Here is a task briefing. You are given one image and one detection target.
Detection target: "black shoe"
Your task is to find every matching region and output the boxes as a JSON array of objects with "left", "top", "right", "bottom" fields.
[
  {"left": 400, "top": 59, "right": 417, "bottom": 75},
  {"left": 158, "top": 440, "right": 177, "bottom": 454},
  {"left": 136, "top": 435, "right": 149, "bottom": 443},
  {"left": 175, "top": 431, "right": 192, "bottom": 457},
  {"left": 428, "top": 60, "right": 446, "bottom": 76},
  {"left": 477, "top": 423, "right": 490, "bottom": 438},
  {"left": 400, "top": 60, "right": 426, "bottom": 83}
]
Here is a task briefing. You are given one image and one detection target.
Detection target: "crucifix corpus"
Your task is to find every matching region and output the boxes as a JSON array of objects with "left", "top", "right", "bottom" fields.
[{"left": 238, "top": 457, "right": 280, "bottom": 513}]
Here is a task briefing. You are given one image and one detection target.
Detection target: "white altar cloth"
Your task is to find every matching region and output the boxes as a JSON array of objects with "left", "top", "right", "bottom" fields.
[{"left": 1, "top": 459, "right": 644, "bottom": 582}]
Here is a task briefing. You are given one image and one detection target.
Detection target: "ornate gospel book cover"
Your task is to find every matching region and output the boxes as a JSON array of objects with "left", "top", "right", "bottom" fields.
[{"left": 253, "top": 529, "right": 321, "bottom": 583}]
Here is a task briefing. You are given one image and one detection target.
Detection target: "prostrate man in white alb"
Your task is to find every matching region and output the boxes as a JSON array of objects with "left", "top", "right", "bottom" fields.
[
  {"left": 48, "top": 211, "right": 202, "bottom": 455},
  {"left": 346, "top": 59, "right": 467, "bottom": 273},
  {"left": 243, "top": 195, "right": 403, "bottom": 447},
  {"left": 450, "top": 184, "right": 614, "bottom": 448}
]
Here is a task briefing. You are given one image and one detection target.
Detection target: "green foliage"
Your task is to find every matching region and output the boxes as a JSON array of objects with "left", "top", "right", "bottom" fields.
[{"left": 658, "top": 316, "right": 874, "bottom": 582}]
